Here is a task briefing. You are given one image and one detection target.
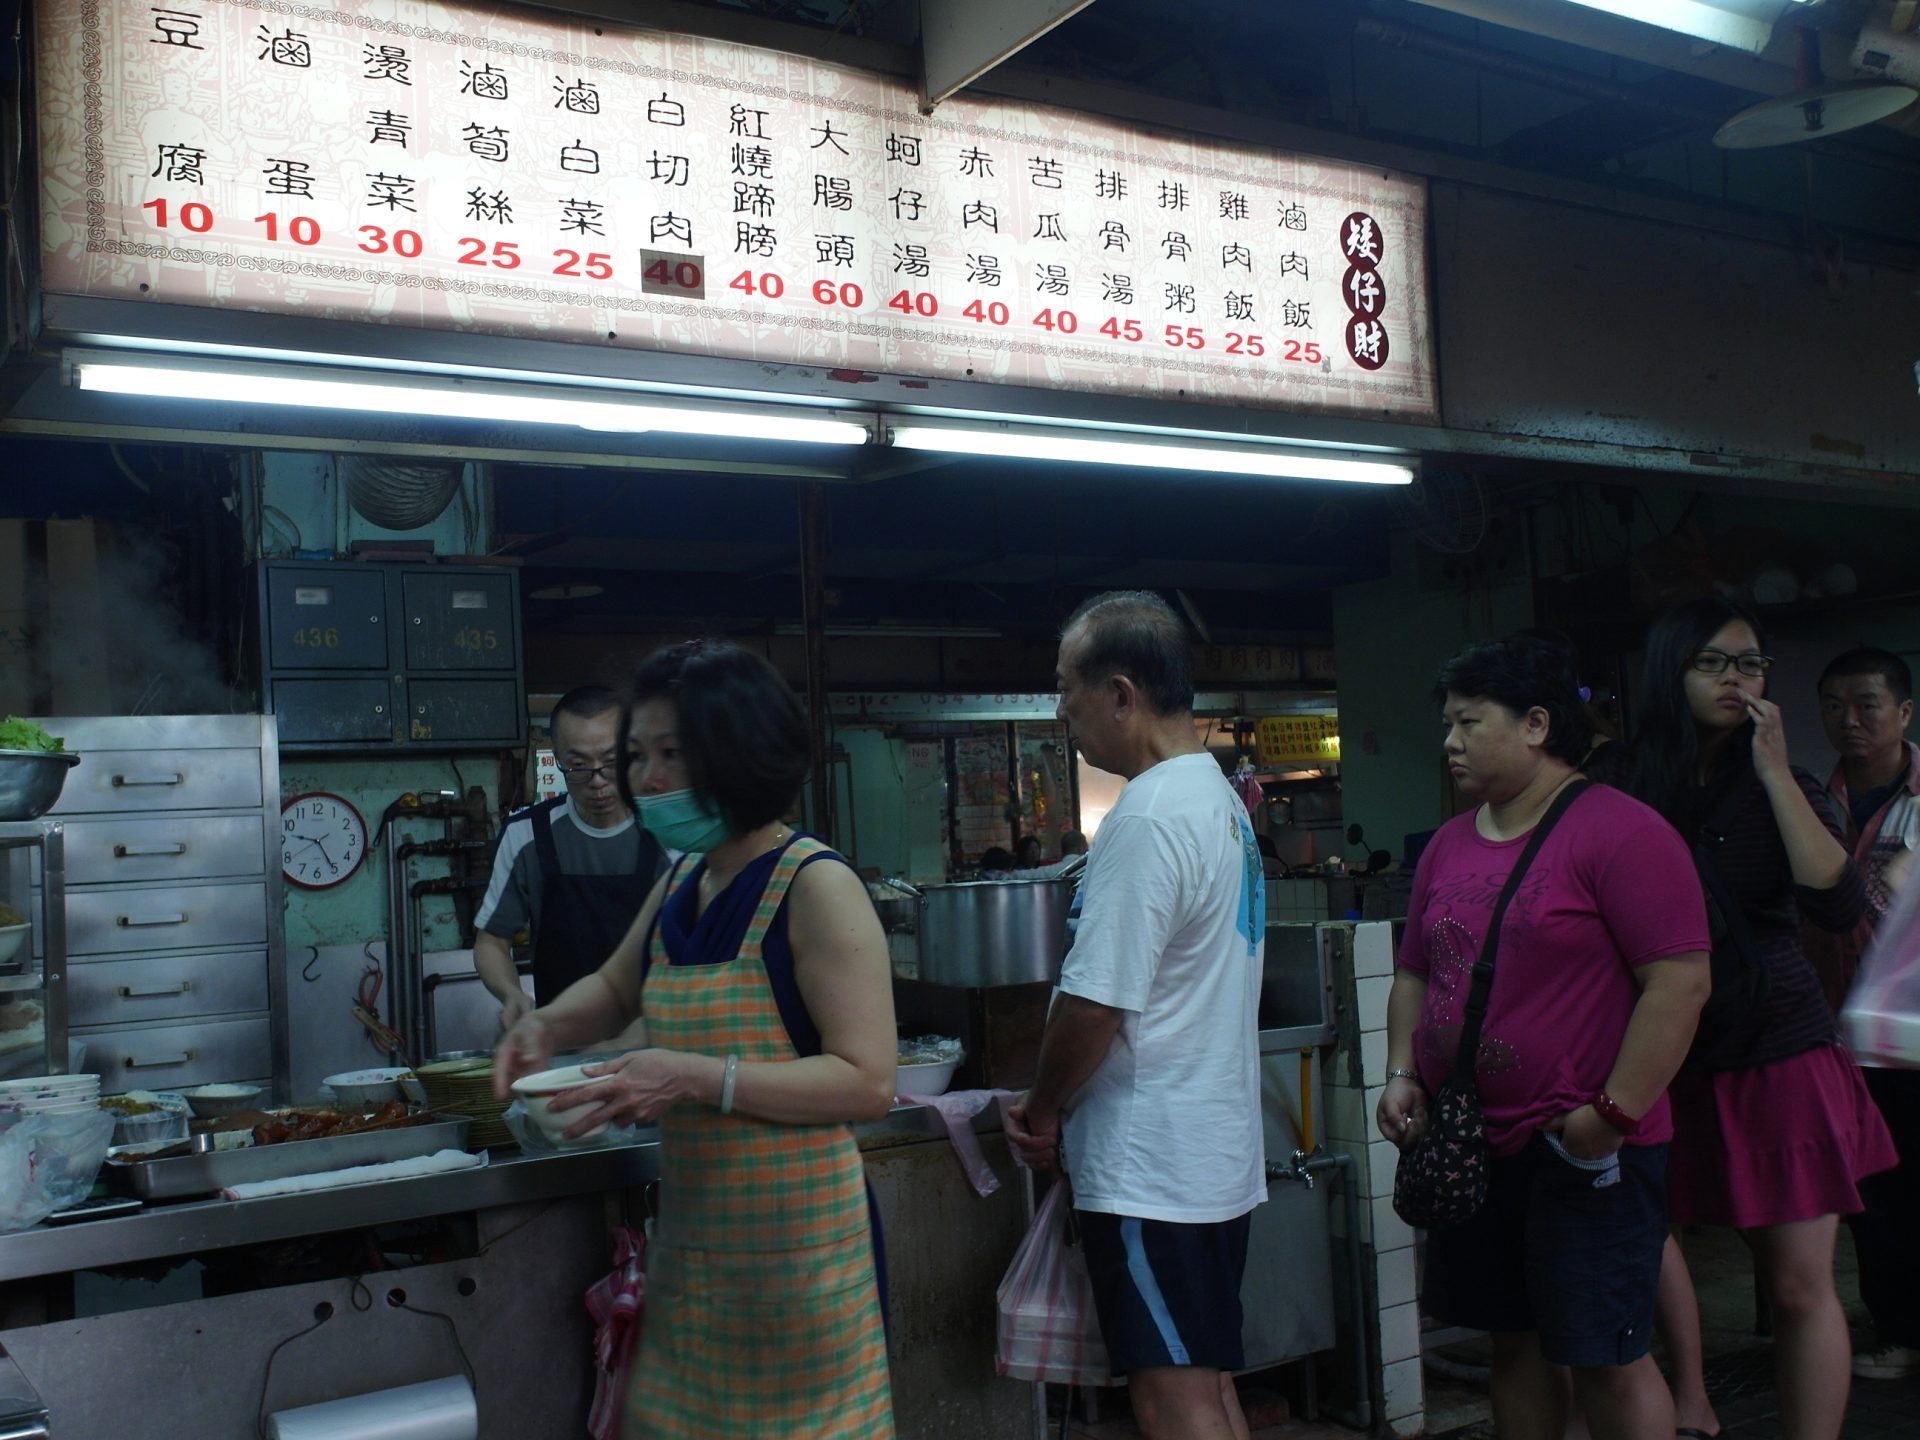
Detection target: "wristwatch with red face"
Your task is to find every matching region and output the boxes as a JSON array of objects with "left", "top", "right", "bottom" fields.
[{"left": 1591, "top": 1091, "right": 1641, "bottom": 1135}]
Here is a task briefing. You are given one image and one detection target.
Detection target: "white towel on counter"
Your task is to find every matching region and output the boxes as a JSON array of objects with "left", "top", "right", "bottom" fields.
[{"left": 221, "top": 1148, "right": 486, "bottom": 1200}]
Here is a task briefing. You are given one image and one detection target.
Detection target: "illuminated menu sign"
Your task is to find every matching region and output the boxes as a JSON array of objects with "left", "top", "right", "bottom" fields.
[{"left": 37, "top": 0, "right": 1436, "bottom": 419}]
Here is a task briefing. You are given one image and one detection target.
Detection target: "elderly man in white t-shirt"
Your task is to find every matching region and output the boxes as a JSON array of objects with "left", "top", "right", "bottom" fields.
[{"left": 1008, "top": 590, "right": 1266, "bottom": 1440}]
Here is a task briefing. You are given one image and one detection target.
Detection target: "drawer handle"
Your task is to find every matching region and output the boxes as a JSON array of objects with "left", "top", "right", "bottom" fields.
[
  {"left": 116, "top": 913, "right": 188, "bottom": 928},
  {"left": 123, "top": 1051, "right": 194, "bottom": 1069},
  {"left": 112, "top": 773, "right": 184, "bottom": 788},
  {"left": 113, "top": 842, "right": 187, "bottom": 858},
  {"left": 117, "top": 981, "right": 192, "bottom": 999}
]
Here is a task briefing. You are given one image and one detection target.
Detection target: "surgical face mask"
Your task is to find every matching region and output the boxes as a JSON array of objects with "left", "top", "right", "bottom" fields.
[{"left": 636, "top": 788, "right": 732, "bottom": 853}]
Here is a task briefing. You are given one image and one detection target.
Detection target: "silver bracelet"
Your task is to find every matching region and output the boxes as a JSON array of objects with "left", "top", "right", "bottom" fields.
[
  {"left": 1385, "top": 1068, "right": 1421, "bottom": 1084},
  {"left": 719, "top": 1053, "right": 740, "bottom": 1115}
]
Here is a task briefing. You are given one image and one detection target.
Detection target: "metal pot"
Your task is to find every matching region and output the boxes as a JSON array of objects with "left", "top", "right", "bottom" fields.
[
  {"left": 885, "top": 872, "right": 1080, "bottom": 988},
  {"left": 0, "top": 749, "right": 80, "bottom": 822}
]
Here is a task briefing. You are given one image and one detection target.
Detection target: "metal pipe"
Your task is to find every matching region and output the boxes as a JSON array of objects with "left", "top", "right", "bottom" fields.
[
  {"left": 797, "top": 481, "right": 833, "bottom": 842},
  {"left": 1268, "top": 1149, "right": 1373, "bottom": 1431},
  {"left": 381, "top": 816, "right": 409, "bottom": 1066}
]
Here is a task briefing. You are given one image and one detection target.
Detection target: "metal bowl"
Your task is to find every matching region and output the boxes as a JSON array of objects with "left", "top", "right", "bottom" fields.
[{"left": 0, "top": 749, "right": 80, "bottom": 821}]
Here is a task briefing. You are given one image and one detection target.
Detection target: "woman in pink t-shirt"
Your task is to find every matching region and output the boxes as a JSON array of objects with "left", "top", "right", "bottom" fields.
[{"left": 1380, "top": 632, "right": 1710, "bottom": 1440}]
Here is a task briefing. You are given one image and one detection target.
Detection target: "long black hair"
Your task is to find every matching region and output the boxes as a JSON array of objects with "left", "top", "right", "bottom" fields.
[{"left": 1622, "top": 596, "right": 1768, "bottom": 825}]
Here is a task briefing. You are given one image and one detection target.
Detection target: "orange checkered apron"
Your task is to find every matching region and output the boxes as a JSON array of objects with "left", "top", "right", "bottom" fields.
[{"left": 624, "top": 837, "right": 894, "bottom": 1439}]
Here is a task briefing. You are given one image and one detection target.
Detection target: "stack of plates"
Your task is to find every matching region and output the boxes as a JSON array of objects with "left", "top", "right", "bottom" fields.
[
  {"left": 413, "top": 1057, "right": 512, "bottom": 1149},
  {"left": 0, "top": 1072, "right": 101, "bottom": 1117}
]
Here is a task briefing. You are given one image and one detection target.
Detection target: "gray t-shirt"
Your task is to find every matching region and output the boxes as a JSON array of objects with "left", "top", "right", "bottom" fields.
[{"left": 476, "top": 797, "right": 654, "bottom": 941}]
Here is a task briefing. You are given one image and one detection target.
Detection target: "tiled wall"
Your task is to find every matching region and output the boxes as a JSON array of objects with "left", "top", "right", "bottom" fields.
[
  {"left": 1322, "top": 919, "right": 1425, "bottom": 1438},
  {"left": 1267, "top": 875, "right": 1329, "bottom": 924}
]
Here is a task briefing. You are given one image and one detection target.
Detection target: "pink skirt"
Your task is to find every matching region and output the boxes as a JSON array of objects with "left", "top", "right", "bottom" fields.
[{"left": 1668, "top": 1042, "right": 1898, "bottom": 1228}]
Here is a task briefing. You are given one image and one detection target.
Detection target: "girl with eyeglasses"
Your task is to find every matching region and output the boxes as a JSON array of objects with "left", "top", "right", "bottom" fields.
[{"left": 1590, "top": 596, "right": 1895, "bottom": 1440}]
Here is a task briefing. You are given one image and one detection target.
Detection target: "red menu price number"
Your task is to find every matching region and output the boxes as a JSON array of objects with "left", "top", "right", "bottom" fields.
[
  {"left": 255, "top": 214, "right": 321, "bottom": 246},
  {"left": 963, "top": 300, "right": 1010, "bottom": 326},
  {"left": 1033, "top": 308, "right": 1077, "bottom": 333},
  {"left": 811, "top": 280, "right": 864, "bottom": 308},
  {"left": 886, "top": 289, "right": 938, "bottom": 318},
  {"left": 1099, "top": 317, "right": 1144, "bottom": 342},
  {"left": 357, "top": 225, "right": 424, "bottom": 258},
  {"left": 1163, "top": 324, "right": 1206, "bottom": 349},
  {"left": 553, "top": 250, "right": 613, "bottom": 280},
  {"left": 141, "top": 199, "right": 214, "bottom": 233},
  {"left": 728, "top": 270, "right": 786, "bottom": 299}
]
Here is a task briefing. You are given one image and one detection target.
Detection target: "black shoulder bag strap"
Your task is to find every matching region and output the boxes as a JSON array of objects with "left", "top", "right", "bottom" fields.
[{"left": 1449, "top": 778, "right": 1591, "bottom": 1083}]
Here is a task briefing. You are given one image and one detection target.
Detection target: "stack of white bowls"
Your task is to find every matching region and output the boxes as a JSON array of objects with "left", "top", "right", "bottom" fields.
[{"left": 0, "top": 1073, "right": 101, "bottom": 1120}]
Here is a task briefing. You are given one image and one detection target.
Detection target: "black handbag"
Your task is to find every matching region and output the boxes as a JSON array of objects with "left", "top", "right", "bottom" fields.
[{"left": 1392, "top": 779, "right": 1589, "bottom": 1230}]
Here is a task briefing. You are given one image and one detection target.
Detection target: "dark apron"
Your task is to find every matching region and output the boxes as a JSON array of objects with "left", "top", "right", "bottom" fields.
[{"left": 529, "top": 803, "right": 661, "bottom": 1007}]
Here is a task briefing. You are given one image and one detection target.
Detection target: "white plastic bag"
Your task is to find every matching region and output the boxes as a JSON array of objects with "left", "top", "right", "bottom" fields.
[
  {"left": 994, "top": 1182, "right": 1111, "bottom": 1387},
  {"left": 1843, "top": 867, "right": 1920, "bottom": 1067}
]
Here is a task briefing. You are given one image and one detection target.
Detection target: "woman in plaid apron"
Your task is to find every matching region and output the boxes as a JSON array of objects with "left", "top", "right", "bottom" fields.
[{"left": 494, "top": 641, "right": 898, "bottom": 1439}]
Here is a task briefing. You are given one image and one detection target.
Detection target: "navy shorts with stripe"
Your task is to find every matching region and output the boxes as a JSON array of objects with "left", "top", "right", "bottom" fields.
[{"left": 1076, "top": 1208, "right": 1251, "bottom": 1374}]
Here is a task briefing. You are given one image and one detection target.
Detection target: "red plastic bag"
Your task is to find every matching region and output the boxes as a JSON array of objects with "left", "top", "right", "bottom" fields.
[
  {"left": 995, "top": 1182, "right": 1111, "bottom": 1387},
  {"left": 584, "top": 1224, "right": 646, "bottom": 1439},
  {"left": 1844, "top": 868, "right": 1920, "bottom": 1068}
]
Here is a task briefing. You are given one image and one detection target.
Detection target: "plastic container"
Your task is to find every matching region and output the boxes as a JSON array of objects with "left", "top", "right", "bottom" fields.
[{"left": 101, "top": 1096, "right": 190, "bottom": 1148}]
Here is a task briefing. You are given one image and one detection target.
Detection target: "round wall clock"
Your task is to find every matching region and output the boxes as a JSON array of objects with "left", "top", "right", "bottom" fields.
[{"left": 280, "top": 792, "right": 369, "bottom": 890}]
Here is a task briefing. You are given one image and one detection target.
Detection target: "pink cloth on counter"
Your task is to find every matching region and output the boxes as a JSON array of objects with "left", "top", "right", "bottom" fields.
[{"left": 901, "top": 1089, "right": 1019, "bottom": 1196}]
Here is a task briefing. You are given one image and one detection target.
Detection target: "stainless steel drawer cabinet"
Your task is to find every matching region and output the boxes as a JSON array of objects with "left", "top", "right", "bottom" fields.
[
  {"left": 33, "top": 715, "right": 288, "bottom": 1099},
  {"left": 75, "top": 1016, "right": 272, "bottom": 1093},
  {"left": 65, "top": 884, "right": 270, "bottom": 957},
  {"left": 61, "top": 815, "right": 266, "bottom": 885},
  {"left": 68, "top": 952, "right": 271, "bottom": 1026},
  {"left": 54, "top": 749, "right": 264, "bottom": 815}
]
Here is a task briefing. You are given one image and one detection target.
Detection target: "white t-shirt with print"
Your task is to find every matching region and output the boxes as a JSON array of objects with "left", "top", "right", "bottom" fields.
[{"left": 1057, "top": 752, "right": 1266, "bottom": 1224}]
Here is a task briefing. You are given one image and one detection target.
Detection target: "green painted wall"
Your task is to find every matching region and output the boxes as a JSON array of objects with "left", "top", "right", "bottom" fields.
[
  {"left": 279, "top": 742, "right": 498, "bottom": 956},
  {"left": 1332, "top": 534, "right": 1535, "bottom": 865}
]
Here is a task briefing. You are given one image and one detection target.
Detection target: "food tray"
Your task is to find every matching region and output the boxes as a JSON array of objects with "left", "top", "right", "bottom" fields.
[{"left": 103, "top": 1116, "right": 472, "bottom": 1200}]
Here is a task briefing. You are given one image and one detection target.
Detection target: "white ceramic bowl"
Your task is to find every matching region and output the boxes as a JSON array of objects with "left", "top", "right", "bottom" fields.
[
  {"left": 182, "top": 1084, "right": 264, "bottom": 1119},
  {"left": 0, "top": 924, "right": 28, "bottom": 969},
  {"left": 510, "top": 1065, "right": 607, "bottom": 1145},
  {"left": 896, "top": 1058, "right": 960, "bottom": 1097},
  {"left": 322, "top": 1067, "right": 424, "bottom": 1109}
]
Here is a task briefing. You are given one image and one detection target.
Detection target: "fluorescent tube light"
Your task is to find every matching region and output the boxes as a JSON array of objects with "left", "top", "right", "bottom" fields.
[
  {"left": 1553, "top": 0, "right": 1796, "bottom": 52},
  {"left": 70, "top": 358, "right": 869, "bottom": 446},
  {"left": 888, "top": 423, "right": 1415, "bottom": 485}
]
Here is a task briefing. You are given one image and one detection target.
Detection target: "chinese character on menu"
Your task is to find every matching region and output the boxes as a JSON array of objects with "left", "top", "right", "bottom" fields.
[
  {"left": 650, "top": 153, "right": 690, "bottom": 186},
  {"left": 965, "top": 253, "right": 1002, "bottom": 286},
  {"left": 1157, "top": 180, "right": 1188, "bottom": 211},
  {"left": 1277, "top": 201, "right": 1308, "bottom": 232},
  {"left": 733, "top": 182, "right": 776, "bottom": 218},
  {"left": 651, "top": 213, "right": 693, "bottom": 245},
  {"left": 463, "top": 124, "right": 510, "bottom": 163},
  {"left": 958, "top": 146, "right": 994, "bottom": 179},
  {"left": 366, "top": 173, "right": 417, "bottom": 212},
  {"left": 1098, "top": 220, "right": 1129, "bottom": 252},
  {"left": 1163, "top": 231, "right": 1191, "bottom": 261},
  {"left": 1034, "top": 263, "right": 1070, "bottom": 297},
  {"left": 1094, "top": 168, "right": 1127, "bottom": 200},
  {"left": 890, "top": 189, "right": 925, "bottom": 222},
  {"left": 465, "top": 188, "right": 513, "bottom": 224},
  {"left": 363, "top": 44, "right": 411, "bottom": 84},
  {"left": 892, "top": 243, "right": 930, "bottom": 277},
  {"left": 1343, "top": 212, "right": 1381, "bottom": 264},
  {"left": 150, "top": 142, "right": 206, "bottom": 184},
  {"left": 149, "top": 8, "right": 203, "bottom": 50},
  {"left": 647, "top": 93, "right": 686, "bottom": 127},
  {"left": 1032, "top": 213, "right": 1065, "bottom": 241},
  {"left": 962, "top": 200, "right": 998, "bottom": 233},
  {"left": 1224, "top": 291, "right": 1255, "bottom": 322},
  {"left": 1101, "top": 272, "right": 1134, "bottom": 305},
  {"left": 1282, "top": 299, "right": 1313, "bottom": 328},
  {"left": 559, "top": 198, "right": 605, "bottom": 235},
  {"left": 814, "top": 233, "right": 855, "bottom": 268},
  {"left": 733, "top": 222, "right": 777, "bottom": 257},
  {"left": 732, "top": 144, "right": 774, "bottom": 178},
  {"left": 810, "top": 120, "right": 850, "bottom": 155},
  {"left": 730, "top": 104, "right": 769, "bottom": 139},
  {"left": 813, "top": 175, "right": 853, "bottom": 211},
  {"left": 257, "top": 25, "right": 310, "bottom": 67},
  {"left": 263, "top": 157, "right": 315, "bottom": 197},
  {"left": 1349, "top": 317, "right": 1386, "bottom": 365},
  {"left": 1163, "top": 282, "right": 1196, "bottom": 314},
  {"left": 886, "top": 133, "right": 922, "bottom": 166},
  {"left": 1346, "top": 267, "right": 1382, "bottom": 315},
  {"left": 1218, "top": 191, "right": 1249, "bottom": 221},
  {"left": 554, "top": 77, "right": 599, "bottom": 113},
  {"left": 1278, "top": 252, "right": 1308, "bottom": 281},
  {"left": 366, "top": 109, "right": 411, "bottom": 147},
  {"left": 1221, "top": 241, "right": 1252, "bottom": 271},
  {"left": 1029, "top": 156, "right": 1064, "bottom": 189},
  {"left": 559, "top": 140, "right": 599, "bottom": 175},
  {"left": 460, "top": 61, "right": 508, "bottom": 100}
]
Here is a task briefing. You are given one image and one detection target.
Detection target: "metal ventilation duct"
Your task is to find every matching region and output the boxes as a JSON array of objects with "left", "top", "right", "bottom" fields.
[{"left": 340, "top": 457, "right": 463, "bottom": 531}]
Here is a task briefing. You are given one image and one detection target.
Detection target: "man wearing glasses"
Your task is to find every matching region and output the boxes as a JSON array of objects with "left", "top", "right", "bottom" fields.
[{"left": 473, "top": 686, "right": 666, "bottom": 1027}]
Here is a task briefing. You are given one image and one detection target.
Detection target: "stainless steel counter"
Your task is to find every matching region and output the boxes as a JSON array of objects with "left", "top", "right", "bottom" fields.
[{"left": 0, "top": 1101, "right": 986, "bottom": 1283}]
